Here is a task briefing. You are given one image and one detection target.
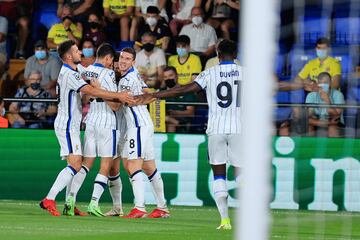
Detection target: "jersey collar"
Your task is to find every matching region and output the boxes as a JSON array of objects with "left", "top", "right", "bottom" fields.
[
  {"left": 219, "top": 61, "right": 235, "bottom": 65},
  {"left": 122, "top": 67, "right": 134, "bottom": 78},
  {"left": 63, "top": 63, "right": 77, "bottom": 72},
  {"left": 93, "top": 63, "right": 104, "bottom": 68}
]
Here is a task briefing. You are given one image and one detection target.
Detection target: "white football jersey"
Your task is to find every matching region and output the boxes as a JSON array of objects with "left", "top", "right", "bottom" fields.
[
  {"left": 54, "top": 63, "right": 88, "bottom": 131},
  {"left": 119, "top": 67, "right": 153, "bottom": 129},
  {"left": 195, "top": 61, "right": 242, "bottom": 135},
  {"left": 82, "top": 63, "right": 118, "bottom": 129}
]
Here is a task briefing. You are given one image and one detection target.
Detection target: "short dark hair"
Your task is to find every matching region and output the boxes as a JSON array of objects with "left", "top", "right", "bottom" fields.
[
  {"left": 164, "top": 66, "right": 177, "bottom": 74},
  {"left": 318, "top": 72, "right": 331, "bottom": 82},
  {"left": 217, "top": 39, "right": 237, "bottom": 58},
  {"left": 147, "top": 6, "right": 160, "bottom": 14},
  {"left": 316, "top": 37, "right": 330, "bottom": 47},
  {"left": 175, "top": 35, "right": 190, "bottom": 45},
  {"left": 57, "top": 40, "right": 76, "bottom": 60},
  {"left": 121, "top": 47, "right": 136, "bottom": 60},
  {"left": 96, "top": 43, "right": 115, "bottom": 59},
  {"left": 141, "top": 31, "right": 156, "bottom": 39}
]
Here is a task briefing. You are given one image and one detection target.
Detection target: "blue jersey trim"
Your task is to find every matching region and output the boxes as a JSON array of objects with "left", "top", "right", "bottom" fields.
[
  {"left": 121, "top": 67, "right": 135, "bottom": 78},
  {"left": 63, "top": 63, "right": 77, "bottom": 72},
  {"left": 94, "top": 181, "right": 107, "bottom": 189},
  {"left": 76, "top": 83, "right": 88, "bottom": 93},
  {"left": 129, "top": 107, "right": 139, "bottom": 127},
  {"left": 112, "top": 129, "right": 116, "bottom": 157},
  {"left": 67, "top": 165, "right": 77, "bottom": 175},
  {"left": 219, "top": 61, "right": 235, "bottom": 65},
  {"left": 109, "top": 174, "right": 120, "bottom": 181},
  {"left": 93, "top": 63, "right": 104, "bottom": 68},
  {"left": 148, "top": 168, "right": 158, "bottom": 181},
  {"left": 66, "top": 90, "right": 74, "bottom": 153},
  {"left": 214, "top": 175, "right": 226, "bottom": 180},
  {"left": 137, "top": 127, "right": 141, "bottom": 158}
]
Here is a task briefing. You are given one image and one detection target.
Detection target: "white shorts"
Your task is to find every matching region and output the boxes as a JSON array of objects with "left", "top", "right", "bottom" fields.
[
  {"left": 116, "top": 130, "right": 128, "bottom": 159},
  {"left": 125, "top": 126, "right": 155, "bottom": 160},
  {"left": 83, "top": 126, "right": 119, "bottom": 158},
  {"left": 55, "top": 129, "right": 82, "bottom": 159},
  {"left": 208, "top": 134, "right": 241, "bottom": 167}
]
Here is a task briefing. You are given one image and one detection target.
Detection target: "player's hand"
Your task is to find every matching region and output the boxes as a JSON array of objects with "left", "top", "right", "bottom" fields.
[
  {"left": 134, "top": 93, "right": 156, "bottom": 105},
  {"left": 90, "top": 78, "right": 101, "bottom": 89},
  {"left": 304, "top": 82, "right": 319, "bottom": 92},
  {"left": 117, "top": 91, "right": 136, "bottom": 105}
]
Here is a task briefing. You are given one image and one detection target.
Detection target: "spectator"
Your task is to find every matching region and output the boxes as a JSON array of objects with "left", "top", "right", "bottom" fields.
[
  {"left": 205, "top": 0, "right": 240, "bottom": 40},
  {"left": 134, "top": 6, "right": 171, "bottom": 52},
  {"left": 0, "top": 16, "right": 8, "bottom": 78},
  {"left": 179, "top": 7, "right": 217, "bottom": 58},
  {"left": 83, "top": 13, "right": 107, "bottom": 48},
  {"left": 205, "top": 39, "right": 240, "bottom": 69},
  {"left": 278, "top": 38, "right": 342, "bottom": 91},
  {"left": 0, "top": 96, "right": 8, "bottom": 128},
  {"left": 169, "top": 0, "right": 201, "bottom": 36},
  {"left": 57, "top": 0, "right": 98, "bottom": 25},
  {"left": 131, "top": 0, "right": 168, "bottom": 40},
  {"left": 103, "top": 0, "right": 135, "bottom": 41},
  {"left": 0, "top": 0, "right": 32, "bottom": 59},
  {"left": 80, "top": 39, "right": 96, "bottom": 67},
  {"left": 168, "top": 35, "right": 202, "bottom": 85},
  {"left": 163, "top": 66, "right": 196, "bottom": 133},
  {"left": 135, "top": 32, "right": 166, "bottom": 88},
  {"left": 47, "top": 5, "right": 83, "bottom": 51},
  {"left": 306, "top": 72, "right": 345, "bottom": 138},
  {"left": 24, "top": 40, "right": 62, "bottom": 97},
  {"left": 8, "top": 71, "right": 57, "bottom": 129}
]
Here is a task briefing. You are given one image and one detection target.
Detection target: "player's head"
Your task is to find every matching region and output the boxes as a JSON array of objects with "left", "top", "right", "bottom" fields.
[
  {"left": 163, "top": 66, "right": 178, "bottom": 89},
  {"left": 141, "top": 32, "right": 156, "bottom": 52},
  {"left": 58, "top": 40, "right": 82, "bottom": 64},
  {"left": 315, "top": 37, "right": 330, "bottom": 60},
  {"left": 175, "top": 35, "right": 190, "bottom": 57},
  {"left": 119, "top": 47, "right": 136, "bottom": 72},
  {"left": 217, "top": 39, "right": 237, "bottom": 61},
  {"left": 96, "top": 43, "right": 115, "bottom": 68}
]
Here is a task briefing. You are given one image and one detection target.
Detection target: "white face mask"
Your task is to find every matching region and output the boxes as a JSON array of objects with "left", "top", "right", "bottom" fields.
[
  {"left": 146, "top": 17, "right": 158, "bottom": 26},
  {"left": 192, "top": 16, "right": 203, "bottom": 26},
  {"left": 1, "top": 108, "right": 5, "bottom": 117}
]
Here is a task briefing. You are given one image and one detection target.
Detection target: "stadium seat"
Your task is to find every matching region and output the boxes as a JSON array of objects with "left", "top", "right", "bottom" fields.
[
  {"left": 274, "top": 91, "right": 292, "bottom": 123},
  {"left": 298, "top": 17, "right": 330, "bottom": 45},
  {"left": 288, "top": 47, "right": 316, "bottom": 76},
  {"left": 38, "top": 11, "right": 60, "bottom": 30},
  {"left": 333, "top": 17, "right": 360, "bottom": 45}
]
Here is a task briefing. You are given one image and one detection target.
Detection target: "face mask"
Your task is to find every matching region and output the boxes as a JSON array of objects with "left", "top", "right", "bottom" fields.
[
  {"left": 165, "top": 79, "right": 176, "bottom": 88},
  {"left": 82, "top": 48, "right": 94, "bottom": 57},
  {"left": 192, "top": 16, "right": 203, "bottom": 26},
  {"left": 176, "top": 47, "right": 188, "bottom": 57},
  {"left": 30, "top": 83, "right": 41, "bottom": 90},
  {"left": 1, "top": 108, "right": 5, "bottom": 117},
  {"left": 88, "top": 21, "right": 99, "bottom": 29},
  {"left": 146, "top": 17, "right": 158, "bottom": 26},
  {"left": 62, "top": 16, "right": 73, "bottom": 22},
  {"left": 316, "top": 49, "right": 328, "bottom": 60},
  {"left": 318, "top": 83, "right": 330, "bottom": 93},
  {"left": 143, "top": 43, "right": 155, "bottom": 52},
  {"left": 35, "top": 50, "right": 46, "bottom": 60}
]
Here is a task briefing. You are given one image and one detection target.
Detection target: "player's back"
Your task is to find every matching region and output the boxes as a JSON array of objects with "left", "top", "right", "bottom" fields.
[
  {"left": 195, "top": 62, "right": 242, "bottom": 135},
  {"left": 119, "top": 67, "right": 153, "bottom": 129},
  {"left": 82, "top": 63, "right": 118, "bottom": 129},
  {"left": 55, "top": 64, "right": 88, "bottom": 131}
]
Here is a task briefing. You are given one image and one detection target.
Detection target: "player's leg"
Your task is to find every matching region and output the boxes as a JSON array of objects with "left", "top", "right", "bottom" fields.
[
  {"left": 106, "top": 157, "right": 124, "bottom": 216},
  {"left": 40, "top": 130, "right": 82, "bottom": 216},
  {"left": 88, "top": 128, "right": 118, "bottom": 216},
  {"left": 141, "top": 127, "right": 169, "bottom": 218},
  {"left": 208, "top": 134, "right": 232, "bottom": 230},
  {"left": 123, "top": 127, "right": 147, "bottom": 218},
  {"left": 143, "top": 160, "right": 170, "bottom": 218}
]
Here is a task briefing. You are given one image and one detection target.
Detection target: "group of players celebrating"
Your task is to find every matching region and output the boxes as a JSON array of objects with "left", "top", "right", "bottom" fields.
[{"left": 39, "top": 39, "right": 241, "bottom": 230}]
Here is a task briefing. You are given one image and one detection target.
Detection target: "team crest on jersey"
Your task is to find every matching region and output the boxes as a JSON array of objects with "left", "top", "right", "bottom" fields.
[{"left": 73, "top": 73, "right": 81, "bottom": 81}]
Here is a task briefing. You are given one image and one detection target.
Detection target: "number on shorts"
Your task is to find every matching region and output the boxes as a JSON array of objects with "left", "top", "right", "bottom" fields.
[{"left": 129, "top": 139, "right": 135, "bottom": 149}]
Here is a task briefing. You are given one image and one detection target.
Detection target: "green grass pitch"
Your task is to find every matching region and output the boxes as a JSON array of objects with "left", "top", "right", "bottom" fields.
[{"left": 1, "top": 200, "right": 360, "bottom": 240}]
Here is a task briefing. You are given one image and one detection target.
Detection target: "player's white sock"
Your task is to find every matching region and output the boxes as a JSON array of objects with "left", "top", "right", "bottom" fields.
[
  {"left": 47, "top": 166, "right": 77, "bottom": 200},
  {"left": 91, "top": 174, "right": 108, "bottom": 204},
  {"left": 108, "top": 174, "right": 123, "bottom": 210},
  {"left": 213, "top": 176, "right": 229, "bottom": 220},
  {"left": 130, "top": 170, "right": 145, "bottom": 211},
  {"left": 69, "top": 165, "right": 89, "bottom": 202},
  {"left": 148, "top": 169, "right": 167, "bottom": 210}
]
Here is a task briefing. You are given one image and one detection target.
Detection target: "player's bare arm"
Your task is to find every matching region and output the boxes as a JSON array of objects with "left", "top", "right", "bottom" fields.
[{"left": 80, "top": 84, "right": 135, "bottom": 105}]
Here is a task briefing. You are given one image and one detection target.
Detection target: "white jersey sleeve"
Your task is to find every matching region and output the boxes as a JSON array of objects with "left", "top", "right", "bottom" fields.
[{"left": 194, "top": 71, "right": 210, "bottom": 89}]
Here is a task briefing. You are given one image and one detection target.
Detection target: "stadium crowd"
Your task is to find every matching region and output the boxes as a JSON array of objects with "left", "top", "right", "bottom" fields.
[{"left": 0, "top": 0, "right": 359, "bottom": 137}]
